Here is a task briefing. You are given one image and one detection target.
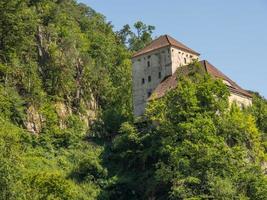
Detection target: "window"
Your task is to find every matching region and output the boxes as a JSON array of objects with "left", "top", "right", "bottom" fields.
[
  {"left": 158, "top": 72, "right": 161, "bottom": 79},
  {"left": 148, "top": 76, "right": 151, "bottom": 82},
  {"left": 147, "top": 91, "right": 152, "bottom": 97},
  {"left": 142, "top": 78, "right": 145, "bottom": 84},
  {"left": 184, "top": 58, "right": 187, "bottom": 64},
  {"left": 148, "top": 55, "right": 151, "bottom": 59},
  {"left": 147, "top": 61, "right": 150, "bottom": 67}
]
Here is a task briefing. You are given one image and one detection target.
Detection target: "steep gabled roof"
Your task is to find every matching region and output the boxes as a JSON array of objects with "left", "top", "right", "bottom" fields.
[
  {"left": 132, "top": 34, "right": 200, "bottom": 58},
  {"left": 200, "top": 60, "right": 252, "bottom": 98},
  {"left": 150, "top": 60, "right": 252, "bottom": 100}
]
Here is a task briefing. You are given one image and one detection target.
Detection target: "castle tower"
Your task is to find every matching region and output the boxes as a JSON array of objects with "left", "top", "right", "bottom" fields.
[{"left": 132, "top": 35, "right": 200, "bottom": 116}]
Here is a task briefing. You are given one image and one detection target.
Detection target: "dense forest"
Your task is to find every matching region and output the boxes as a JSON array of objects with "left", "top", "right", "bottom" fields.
[{"left": 0, "top": 0, "right": 266, "bottom": 199}]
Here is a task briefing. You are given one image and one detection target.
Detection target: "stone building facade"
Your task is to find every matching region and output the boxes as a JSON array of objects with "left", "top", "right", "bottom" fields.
[{"left": 132, "top": 35, "right": 252, "bottom": 116}]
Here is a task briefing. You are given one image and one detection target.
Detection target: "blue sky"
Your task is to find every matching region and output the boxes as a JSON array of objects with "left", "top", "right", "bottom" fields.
[{"left": 78, "top": 0, "right": 267, "bottom": 98}]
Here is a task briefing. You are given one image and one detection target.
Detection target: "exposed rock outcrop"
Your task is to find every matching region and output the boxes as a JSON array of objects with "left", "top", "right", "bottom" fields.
[
  {"left": 25, "top": 105, "right": 44, "bottom": 134},
  {"left": 25, "top": 97, "right": 97, "bottom": 134}
]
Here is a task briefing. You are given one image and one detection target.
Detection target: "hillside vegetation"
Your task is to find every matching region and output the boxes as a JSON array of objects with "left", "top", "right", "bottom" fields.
[{"left": 0, "top": 0, "right": 266, "bottom": 199}]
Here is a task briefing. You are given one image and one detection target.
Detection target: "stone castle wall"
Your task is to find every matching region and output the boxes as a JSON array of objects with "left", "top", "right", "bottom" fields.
[
  {"left": 132, "top": 46, "right": 198, "bottom": 116},
  {"left": 132, "top": 46, "right": 252, "bottom": 117}
]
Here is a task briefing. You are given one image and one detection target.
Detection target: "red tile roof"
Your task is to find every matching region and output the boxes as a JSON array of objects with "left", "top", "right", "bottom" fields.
[
  {"left": 200, "top": 60, "right": 252, "bottom": 98},
  {"left": 132, "top": 35, "right": 200, "bottom": 58},
  {"left": 150, "top": 60, "right": 252, "bottom": 100}
]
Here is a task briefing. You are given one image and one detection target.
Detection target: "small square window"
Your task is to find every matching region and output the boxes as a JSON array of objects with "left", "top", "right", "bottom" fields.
[
  {"left": 147, "top": 91, "right": 152, "bottom": 97},
  {"left": 147, "top": 61, "right": 150, "bottom": 67},
  {"left": 142, "top": 78, "right": 145, "bottom": 84},
  {"left": 148, "top": 76, "right": 151, "bottom": 82},
  {"left": 148, "top": 55, "right": 151, "bottom": 59}
]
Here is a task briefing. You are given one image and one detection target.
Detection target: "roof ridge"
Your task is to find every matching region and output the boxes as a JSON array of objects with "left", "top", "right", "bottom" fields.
[
  {"left": 165, "top": 34, "right": 172, "bottom": 45},
  {"left": 132, "top": 34, "right": 200, "bottom": 58},
  {"left": 202, "top": 60, "right": 208, "bottom": 72},
  {"left": 201, "top": 60, "right": 252, "bottom": 97},
  {"left": 166, "top": 35, "right": 200, "bottom": 55},
  {"left": 142, "top": 35, "right": 163, "bottom": 48}
]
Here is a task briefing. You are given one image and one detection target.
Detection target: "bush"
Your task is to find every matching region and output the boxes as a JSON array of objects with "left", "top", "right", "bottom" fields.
[{"left": 71, "top": 155, "right": 107, "bottom": 183}]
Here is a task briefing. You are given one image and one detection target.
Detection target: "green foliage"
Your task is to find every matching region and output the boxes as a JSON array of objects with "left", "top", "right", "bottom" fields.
[
  {"left": 0, "top": 0, "right": 133, "bottom": 199},
  {"left": 0, "top": 115, "right": 105, "bottom": 199},
  {"left": 71, "top": 155, "right": 107, "bottom": 183},
  {"left": 117, "top": 21, "right": 155, "bottom": 51},
  {"left": 0, "top": 0, "right": 133, "bottom": 136},
  {"left": 0, "top": 118, "right": 25, "bottom": 200},
  {"left": 207, "top": 174, "right": 237, "bottom": 200},
  {"left": 0, "top": 0, "right": 266, "bottom": 199},
  {"left": 107, "top": 71, "right": 267, "bottom": 199},
  {"left": 29, "top": 172, "right": 81, "bottom": 200},
  {"left": 250, "top": 93, "right": 267, "bottom": 133},
  {"left": 248, "top": 175, "right": 267, "bottom": 200},
  {"left": 0, "top": 85, "right": 25, "bottom": 124}
]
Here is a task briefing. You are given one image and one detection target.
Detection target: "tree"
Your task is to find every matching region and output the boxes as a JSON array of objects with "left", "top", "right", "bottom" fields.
[
  {"left": 0, "top": 1, "right": 266, "bottom": 199},
  {"left": 107, "top": 66, "right": 267, "bottom": 199},
  {"left": 250, "top": 92, "right": 267, "bottom": 133},
  {"left": 0, "top": 1, "right": 130, "bottom": 199},
  {"left": 146, "top": 72, "right": 265, "bottom": 199},
  {"left": 117, "top": 21, "right": 155, "bottom": 52}
]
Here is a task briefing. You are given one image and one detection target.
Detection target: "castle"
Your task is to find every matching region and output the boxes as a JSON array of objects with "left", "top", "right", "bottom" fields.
[{"left": 132, "top": 35, "right": 252, "bottom": 116}]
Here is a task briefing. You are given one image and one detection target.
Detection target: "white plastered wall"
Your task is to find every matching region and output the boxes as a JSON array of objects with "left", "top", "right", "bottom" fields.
[
  {"left": 228, "top": 92, "right": 252, "bottom": 108},
  {"left": 170, "top": 47, "right": 199, "bottom": 74}
]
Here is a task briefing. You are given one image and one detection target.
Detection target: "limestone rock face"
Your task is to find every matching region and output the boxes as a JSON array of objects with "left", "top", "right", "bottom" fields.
[
  {"left": 55, "top": 102, "right": 72, "bottom": 129},
  {"left": 79, "top": 99, "right": 97, "bottom": 128},
  {"left": 25, "top": 105, "right": 44, "bottom": 134},
  {"left": 25, "top": 97, "right": 97, "bottom": 134}
]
